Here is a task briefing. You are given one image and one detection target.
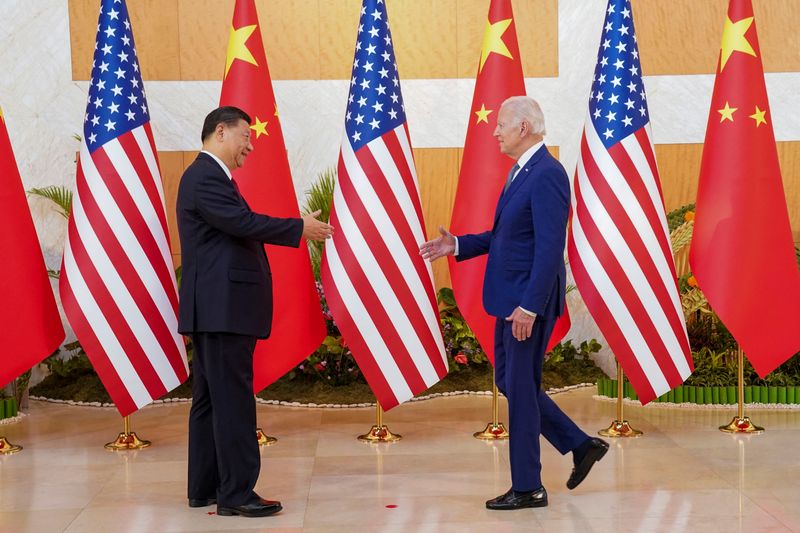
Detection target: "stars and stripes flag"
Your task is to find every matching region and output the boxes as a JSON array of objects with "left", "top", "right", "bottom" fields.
[
  {"left": 60, "top": 0, "right": 188, "bottom": 416},
  {"left": 566, "top": 0, "right": 693, "bottom": 404},
  {"left": 321, "top": 0, "right": 448, "bottom": 410}
]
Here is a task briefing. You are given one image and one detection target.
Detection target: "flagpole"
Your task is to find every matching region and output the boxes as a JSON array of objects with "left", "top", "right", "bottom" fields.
[
  {"left": 105, "top": 415, "right": 151, "bottom": 450},
  {"left": 719, "top": 346, "right": 764, "bottom": 434},
  {"left": 256, "top": 427, "right": 277, "bottom": 446},
  {"left": 474, "top": 367, "right": 509, "bottom": 440},
  {"left": 599, "top": 362, "right": 642, "bottom": 438},
  {"left": 0, "top": 436, "right": 22, "bottom": 455},
  {"left": 358, "top": 402, "right": 401, "bottom": 443}
]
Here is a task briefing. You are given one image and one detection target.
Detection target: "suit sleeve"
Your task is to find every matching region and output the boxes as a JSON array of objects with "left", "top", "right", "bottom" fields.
[
  {"left": 195, "top": 172, "right": 303, "bottom": 247},
  {"left": 521, "top": 167, "right": 570, "bottom": 313},
  {"left": 455, "top": 231, "right": 492, "bottom": 261}
]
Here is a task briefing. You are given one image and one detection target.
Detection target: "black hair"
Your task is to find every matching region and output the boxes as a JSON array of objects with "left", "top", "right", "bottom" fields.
[{"left": 201, "top": 106, "right": 252, "bottom": 143}]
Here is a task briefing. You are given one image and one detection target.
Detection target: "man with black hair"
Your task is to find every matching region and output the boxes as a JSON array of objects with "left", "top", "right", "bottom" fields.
[{"left": 177, "top": 106, "right": 333, "bottom": 517}]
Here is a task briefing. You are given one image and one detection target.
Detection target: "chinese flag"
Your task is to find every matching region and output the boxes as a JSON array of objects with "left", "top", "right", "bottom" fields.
[
  {"left": 690, "top": 0, "right": 800, "bottom": 376},
  {"left": 220, "top": 0, "right": 325, "bottom": 391},
  {"left": 449, "top": 0, "right": 569, "bottom": 363},
  {"left": 0, "top": 106, "right": 64, "bottom": 387}
]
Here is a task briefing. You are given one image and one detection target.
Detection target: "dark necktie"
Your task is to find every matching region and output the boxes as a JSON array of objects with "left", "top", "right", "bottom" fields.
[{"left": 503, "top": 163, "right": 520, "bottom": 194}]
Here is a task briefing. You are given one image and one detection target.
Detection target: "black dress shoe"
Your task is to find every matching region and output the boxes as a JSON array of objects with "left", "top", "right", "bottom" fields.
[
  {"left": 486, "top": 487, "right": 548, "bottom": 510},
  {"left": 217, "top": 498, "right": 282, "bottom": 517},
  {"left": 567, "top": 437, "right": 609, "bottom": 489},
  {"left": 188, "top": 498, "right": 216, "bottom": 508}
]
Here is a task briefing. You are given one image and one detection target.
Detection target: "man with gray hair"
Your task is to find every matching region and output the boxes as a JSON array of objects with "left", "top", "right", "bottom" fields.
[{"left": 421, "top": 96, "right": 608, "bottom": 510}]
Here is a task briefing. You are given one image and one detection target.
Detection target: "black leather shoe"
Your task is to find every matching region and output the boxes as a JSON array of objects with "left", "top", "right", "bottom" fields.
[
  {"left": 188, "top": 498, "right": 216, "bottom": 508},
  {"left": 486, "top": 487, "right": 547, "bottom": 510},
  {"left": 567, "top": 437, "right": 609, "bottom": 489},
  {"left": 217, "top": 498, "right": 282, "bottom": 517}
]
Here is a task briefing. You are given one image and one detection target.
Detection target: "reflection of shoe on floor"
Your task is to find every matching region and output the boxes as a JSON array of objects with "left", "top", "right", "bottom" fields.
[
  {"left": 188, "top": 497, "right": 216, "bottom": 508},
  {"left": 486, "top": 487, "right": 548, "bottom": 510},
  {"left": 567, "top": 437, "right": 610, "bottom": 490},
  {"left": 217, "top": 498, "right": 282, "bottom": 517}
]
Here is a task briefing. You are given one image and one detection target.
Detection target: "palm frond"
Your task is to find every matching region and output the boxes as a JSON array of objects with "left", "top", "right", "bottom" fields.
[
  {"left": 302, "top": 168, "right": 337, "bottom": 279},
  {"left": 27, "top": 185, "right": 72, "bottom": 219}
]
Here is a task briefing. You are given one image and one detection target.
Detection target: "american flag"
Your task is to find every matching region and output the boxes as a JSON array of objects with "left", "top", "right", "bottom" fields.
[
  {"left": 60, "top": 0, "right": 188, "bottom": 416},
  {"left": 566, "top": 0, "right": 693, "bottom": 404},
  {"left": 320, "top": 0, "right": 447, "bottom": 410}
]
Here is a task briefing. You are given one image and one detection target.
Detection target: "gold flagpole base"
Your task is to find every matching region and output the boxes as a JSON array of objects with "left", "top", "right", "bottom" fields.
[
  {"left": 104, "top": 432, "right": 151, "bottom": 450},
  {"left": 0, "top": 436, "right": 22, "bottom": 455},
  {"left": 256, "top": 428, "right": 277, "bottom": 446},
  {"left": 599, "top": 420, "right": 643, "bottom": 438},
  {"left": 473, "top": 422, "right": 509, "bottom": 440},
  {"left": 358, "top": 425, "right": 402, "bottom": 443},
  {"left": 719, "top": 416, "right": 764, "bottom": 434}
]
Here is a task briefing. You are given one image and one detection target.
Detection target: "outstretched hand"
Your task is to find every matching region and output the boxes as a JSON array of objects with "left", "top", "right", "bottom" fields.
[
  {"left": 302, "top": 210, "right": 334, "bottom": 242},
  {"left": 419, "top": 226, "right": 456, "bottom": 262}
]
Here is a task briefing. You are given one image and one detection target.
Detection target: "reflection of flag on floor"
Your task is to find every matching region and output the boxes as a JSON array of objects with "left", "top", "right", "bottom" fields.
[
  {"left": 321, "top": 0, "right": 447, "bottom": 410},
  {"left": 59, "top": 0, "right": 188, "bottom": 416},
  {"left": 449, "top": 0, "right": 570, "bottom": 363},
  {"left": 690, "top": 0, "right": 800, "bottom": 376},
  {"left": 0, "top": 106, "right": 65, "bottom": 388},
  {"left": 220, "top": 0, "right": 326, "bottom": 391},
  {"left": 567, "top": 0, "right": 692, "bottom": 405}
]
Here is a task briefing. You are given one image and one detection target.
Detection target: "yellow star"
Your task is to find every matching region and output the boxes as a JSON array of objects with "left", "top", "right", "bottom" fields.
[
  {"left": 719, "top": 16, "right": 756, "bottom": 71},
  {"left": 225, "top": 24, "right": 259, "bottom": 79},
  {"left": 749, "top": 105, "right": 767, "bottom": 127},
  {"left": 274, "top": 103, "right": 279, "bottom": 118},
  {"left": 479, "top": 18, "right": 514, "bottom": 73},
  {"left": 474, "top": 103, "right": 493, "bottom": 124},
  {"left": 250, "top": 116, "right": 269, "bottom": 138},
  {"left": 0, "top": 105, "right": 4, "bottom": 123},
  {"left": 717, "top": 101, "right": 737, "bottom": 122}
]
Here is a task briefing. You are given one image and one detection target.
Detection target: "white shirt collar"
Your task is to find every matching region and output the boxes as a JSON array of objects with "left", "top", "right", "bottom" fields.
[
  {"left": 514, "top": 140, "right": 545, "bottom": 176},
  {"left": 201, "top": 150, "right": 232, "bottom": 180}
]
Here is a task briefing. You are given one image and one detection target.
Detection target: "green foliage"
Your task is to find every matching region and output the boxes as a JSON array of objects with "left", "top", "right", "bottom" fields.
[
  {"left": 437, "top": 288, "right": 490, "bottom": 372},
  {"left": 302, "top": 167, "right": 337, "bottom": 278},
  {"left": 666, "top": 203, "right": 694, "bottom": 233},
  {"left": 27, "top": 185, "right": 73, "bottom": 219}
]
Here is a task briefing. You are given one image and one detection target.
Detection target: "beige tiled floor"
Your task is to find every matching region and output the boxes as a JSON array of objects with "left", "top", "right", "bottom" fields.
[{"left": 1, "top": 389, "right": 799, "bottom": 532}]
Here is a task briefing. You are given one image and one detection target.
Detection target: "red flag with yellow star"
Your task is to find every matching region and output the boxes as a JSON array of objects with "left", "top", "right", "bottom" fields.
[
  {"left": 690, "top": 0, "right": 800, "bottom": 376},
  {"left": 220, "top": 0, "right": 325, "bottom": 391},
  {"left": 449, "top": 0, "right": 569, "bottom": 363},
  {"left": 0, "top": 105, "right": 64, "bottom": 387}
]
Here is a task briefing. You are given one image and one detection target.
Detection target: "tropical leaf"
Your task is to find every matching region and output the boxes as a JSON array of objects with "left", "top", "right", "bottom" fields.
[
  {"left": 27, "top": 185, "right": 72, "bottom": 219},
  {"left": 302, "top": 167, "right": 337, "bottom": 279}
]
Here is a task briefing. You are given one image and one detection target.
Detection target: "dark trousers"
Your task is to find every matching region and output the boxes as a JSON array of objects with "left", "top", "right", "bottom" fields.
[
  {"left": 494, "top": 317, "right": 588, "bottom": 491},
  {"left": 188, "top": 332, "right": 260, "bottom": 506}
]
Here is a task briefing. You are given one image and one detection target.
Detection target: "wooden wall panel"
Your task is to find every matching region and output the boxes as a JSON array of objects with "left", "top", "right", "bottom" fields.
[
  {"left": 69, "top": 0, "right": 182, "bottom": 80},
  {"left": 70, "top": 0, "right": 558, "bottom": 80},
  {"left": 632, "top": 0, "right": 800, "bottom": 75}
]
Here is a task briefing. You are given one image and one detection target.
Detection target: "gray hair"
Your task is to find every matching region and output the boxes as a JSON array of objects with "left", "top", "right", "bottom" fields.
[{"left": 501, "top": 96, "right": 546, "bottom": 136}]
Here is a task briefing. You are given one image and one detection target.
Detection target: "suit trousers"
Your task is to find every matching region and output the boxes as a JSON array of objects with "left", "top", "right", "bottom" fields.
[
  {"left": 188, "top": 332, "right": 260, "bottom": 506},
  {"left": 494, "top": 317, "right": 589, "bottom": 491}
]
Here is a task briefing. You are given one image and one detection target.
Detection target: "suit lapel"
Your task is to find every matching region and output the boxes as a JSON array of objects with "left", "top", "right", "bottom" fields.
[{"left": 493, "top": 145, "right": 549, "bottom": 227}]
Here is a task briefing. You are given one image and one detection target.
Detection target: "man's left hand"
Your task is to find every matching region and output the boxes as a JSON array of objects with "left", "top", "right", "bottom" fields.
[{"left": 505, "top": 307, "right": 536, "bottom": 341}]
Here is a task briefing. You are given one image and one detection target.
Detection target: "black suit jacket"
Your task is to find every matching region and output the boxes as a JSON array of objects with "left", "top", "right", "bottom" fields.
[{"left": 176, "top": 153, "right": 303, "bottom": 338}]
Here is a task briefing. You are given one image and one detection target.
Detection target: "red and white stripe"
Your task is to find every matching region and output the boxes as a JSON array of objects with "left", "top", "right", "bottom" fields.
[
  {"left": 567, "top": 115, "right": 692, "bottom": 404},
  {"left": 60, "top": 124, "right": 188, "bottom": 416},
  {"left": 321, "top": 125, "right": 447, "bottom": 410}
]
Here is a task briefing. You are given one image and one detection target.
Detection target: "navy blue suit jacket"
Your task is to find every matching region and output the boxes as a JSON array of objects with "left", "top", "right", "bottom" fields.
[
  {"left": 176, "top": 153, "right": 303, "bottom": 338},
  {"left": 457, "top": 145, "right": 570, "bottom": 319}
]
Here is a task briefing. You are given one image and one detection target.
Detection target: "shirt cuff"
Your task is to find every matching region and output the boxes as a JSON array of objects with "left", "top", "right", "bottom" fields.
[
  {"left": 518, "top": 306, "right": 537, "bottom": 317},
  {"left": 453, "top": 236, "right": 459, "bottom": 256}
]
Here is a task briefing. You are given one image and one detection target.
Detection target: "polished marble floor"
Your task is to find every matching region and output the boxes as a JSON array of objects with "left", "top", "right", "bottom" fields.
[{"left": 1, "top": 389, "right": 799, "bottom": 532}]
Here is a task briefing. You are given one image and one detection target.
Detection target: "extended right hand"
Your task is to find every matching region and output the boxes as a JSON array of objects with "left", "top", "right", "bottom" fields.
[
  {"left": 419, "top": 226, "right": 456, "bottom": 262},
  {"left": 302, "top": 210, "right": 334, "bottom": 242}
]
